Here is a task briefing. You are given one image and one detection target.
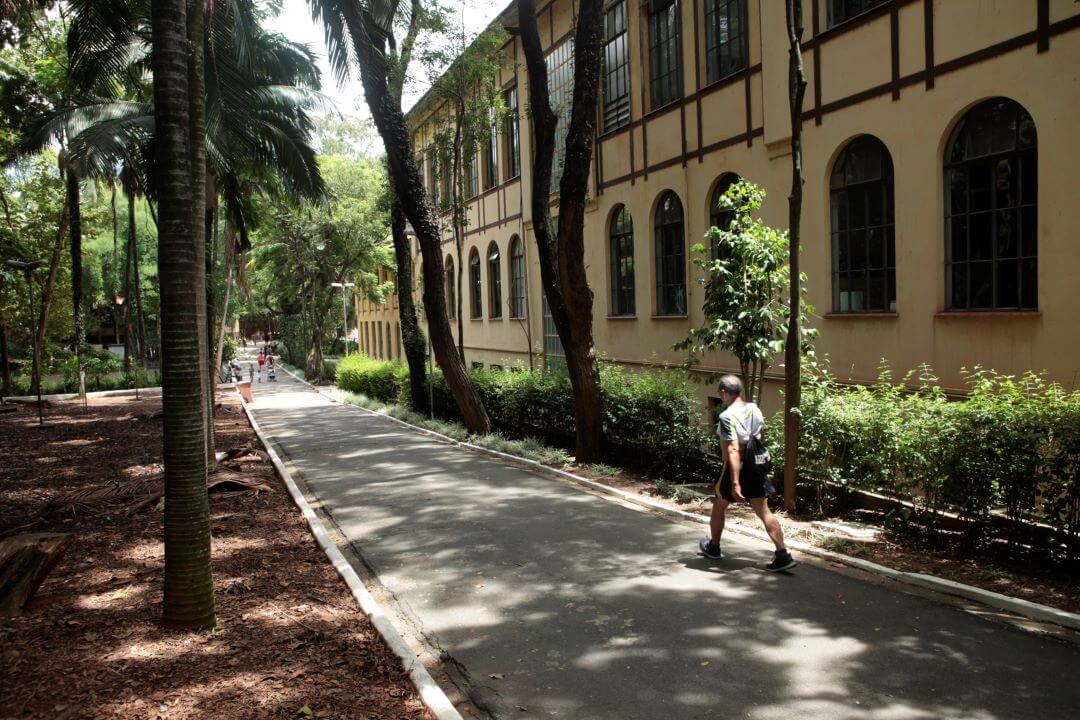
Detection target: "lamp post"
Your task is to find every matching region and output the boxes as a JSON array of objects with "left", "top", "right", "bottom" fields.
[
  {"left": 5, "top": 259, "right": 48, "bottom": 426},
  {"left": 330, "top": 281, "right": 356, "bottom": 356}
]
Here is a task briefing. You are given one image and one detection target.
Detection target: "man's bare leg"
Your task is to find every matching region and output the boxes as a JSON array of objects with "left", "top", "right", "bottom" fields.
[
  {"left": 749, "top": 498, "right": 786, "bottom": 551},
  {"left": 710, "top": 497, "right": 730, "bottom": 544}
]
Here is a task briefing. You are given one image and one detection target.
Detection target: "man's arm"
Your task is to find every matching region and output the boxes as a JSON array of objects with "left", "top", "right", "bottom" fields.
[{"left": 723, "top": 438, "right": 746, "bottom": 502}]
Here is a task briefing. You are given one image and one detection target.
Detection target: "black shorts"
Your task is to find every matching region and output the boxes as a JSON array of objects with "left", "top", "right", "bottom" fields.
[{"left": 715, "top": 463, "right": 774, "bottom": 503}]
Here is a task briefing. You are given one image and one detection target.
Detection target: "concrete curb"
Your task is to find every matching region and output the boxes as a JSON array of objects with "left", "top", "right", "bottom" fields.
[
  {"left": 276, "top": 364, "right": 1080, "bottom": 632},
  {"left": 3, "top": 382, "right": 235, "bottom": 403},
  {"left": 237, "top": 386, "right": 464, "bottom": 720}
]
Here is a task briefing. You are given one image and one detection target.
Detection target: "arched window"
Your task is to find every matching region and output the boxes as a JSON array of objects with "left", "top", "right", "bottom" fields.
[
  {"left": 609, "top": 205, "right": 636, "bottom": 316},
  {"left": 469, "top": 248, "right": 483, "bottom": 318},
  {"left": 445, "top": 256, "right": 456, "bottom": 320},
  {"left": 945, "top": 98, "right": 1037, "bottom": 311},
  {"left": 709, "top": 172, "right": 741, "bottom": 259},
  {"left": 487, "top": 242, "right": 503, "bottom": 319},
  {"left": 654, "top": 191, "right": 686, "bottom": 315},
  {"left": 509, "top": 236, "right": 526, "bottom": 318},
  {"left": 830, "top": 136, "right": 895, "bottom": 313}
]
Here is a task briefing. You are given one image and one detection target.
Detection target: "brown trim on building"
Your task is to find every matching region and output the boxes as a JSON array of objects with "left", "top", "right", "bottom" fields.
[
  {"left": 743, "top": 71, "right": 752, "bottom": 146},
  {"left": 812, "top": 0, "right": 823, "bottom": 125},
  {"left": 824, "top": 312, "right": 899, "bottom": 319},
  {"left": 923, "top": 0, "right": 935, "bottom": 89},
  {"left": 933, "top": 311, "right": 1042, "bottom": 319},
  {"left": 638, "top": 0, "right": 650, "bottom": 180},
  {"left": 890, "top": 2, "right": 900, "bottom": 100},
  {"left": 693, "top": 0, "right": 704, "bottom": 161},
  {"left": 599, "top": 126, "right": 764, "bottom": 190},
  {"left": 1037, "top": 0, "right": 1050, "bottom": 52},
  {"left": 466, "top": 213, "right": 523, "bottom": 238}
]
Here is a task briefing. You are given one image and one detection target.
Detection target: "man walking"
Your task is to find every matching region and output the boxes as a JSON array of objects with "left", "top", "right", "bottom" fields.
[{"left": 698, "top": 375, "right": 796, "bottom": 572}]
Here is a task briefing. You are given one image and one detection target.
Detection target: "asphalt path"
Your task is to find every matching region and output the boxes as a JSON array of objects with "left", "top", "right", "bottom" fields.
[{"left": 246, "top": 365, "right": 1080, "bottom": 720}]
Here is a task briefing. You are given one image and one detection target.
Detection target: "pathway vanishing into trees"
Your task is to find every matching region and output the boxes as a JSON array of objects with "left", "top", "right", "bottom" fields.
[{"left": 247, "top": 366, "right": 1080, "bottom": 720}]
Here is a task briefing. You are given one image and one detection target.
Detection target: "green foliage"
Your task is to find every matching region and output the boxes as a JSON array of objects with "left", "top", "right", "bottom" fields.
[
  {"left": 336, "top": 356, "right": 717, "bottom": 479},
  {"left": 791, "top": 363, "right": 1080, "bottom": 560},
  {"left": 677, "top": 180, "right": 815, "bottom": 402},
  {"left": 221, "top": 336, "right": 239, "bottom": 363}
]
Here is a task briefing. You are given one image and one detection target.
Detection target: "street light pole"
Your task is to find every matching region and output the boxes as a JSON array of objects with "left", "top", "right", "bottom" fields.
[
  {"left": 6, "top": 259, "right": 48, "bottom": 426},
  {"left": 330, "top": 281, "right": 356, "bottom": 356}
]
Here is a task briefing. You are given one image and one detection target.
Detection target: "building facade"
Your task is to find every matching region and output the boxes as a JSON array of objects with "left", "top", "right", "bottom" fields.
[{"left": 357, "top": 0, "right": 1080, "bottom": 411}]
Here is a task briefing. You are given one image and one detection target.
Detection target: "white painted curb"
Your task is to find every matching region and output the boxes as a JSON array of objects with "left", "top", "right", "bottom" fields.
[
  {"left": 3, "top": 382, "right": 234, "bottom": 403},
  {"left": 278, "top": 363, "right": 1080, "bottom": 632},
  {"left": 237, "top": 387, "right": 463, "bottom": 720}
]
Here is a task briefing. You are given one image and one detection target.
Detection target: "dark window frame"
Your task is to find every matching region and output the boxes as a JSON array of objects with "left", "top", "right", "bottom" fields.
[
  {"left": 466, "top": 153, "right": 479, "bottom": 199},
  {"left": 709, "top": 172, "right": 740, "bottom": 260},
  {"left": 654, "top": 191, "right": 687, "bottom": 315},
  {"left": 469, "top": 249, "right": 483, "bottom": 318},
  {"left": 826, "top": 0, "right": 889, "bottom": 29},
  {"left": 703, "top": 0, "right": 746, "bottom": 85},
  {"left": 830, "top": 135, "right": 896, "bottom": 313},
  {"left": 609, "top": 204, "right": 636, "bottom": 316},
  {"left": 504, "top": 85, "right": 521, "bottom": 179},
  {"left": 483, "top": 109, "right": 499, "bottom": 191},
  {"left": 510, "top": 235, "right": 526, "bottom": 318},
  {"left": 487, "top": 242, "right": 503, "bottom": 319},
  {"left": 546, "top": 39, "right": 575, "bottom": 187},
  {"left": 603, "top": 0, "right": 631, "bottom": 132},
  {"left": 648, "top": 0, "right": 683, "bottom": 111},
  {"left": 944, "top": 98, "right": 1038, "bottom": 312}
]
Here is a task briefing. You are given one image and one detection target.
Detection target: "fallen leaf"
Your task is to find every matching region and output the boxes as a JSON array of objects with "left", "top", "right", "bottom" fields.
[
  {"left": 489, "top": 673, "right": 505, "bottom": 680},
  {"left": 297, "top": 706, "right": 313, "bottom": 717}
]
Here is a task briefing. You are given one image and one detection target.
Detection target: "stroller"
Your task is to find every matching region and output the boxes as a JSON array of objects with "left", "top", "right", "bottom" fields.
[{"left": 267, "top": 366, "right": 276, "bottom": 382}]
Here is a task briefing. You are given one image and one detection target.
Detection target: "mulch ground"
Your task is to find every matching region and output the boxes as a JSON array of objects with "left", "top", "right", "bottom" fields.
[{"left": 0, "top": 393, "right": 433, "bottom": 720}]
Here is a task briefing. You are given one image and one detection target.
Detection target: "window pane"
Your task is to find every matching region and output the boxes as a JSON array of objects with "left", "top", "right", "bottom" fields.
[
  {"left": 970, "top": 261, "right": 993, "bottom": 308},
  {"left": 969, "top": 212, "right": 992, "bottom": 260},
  {"left": 949, "top": 216, "right": 967, "bottom": 263},
  {"left": 995, "top": 259, "right": 1019, "bottom": 309},
  {"left": 1020, "top": 259, "right": 1037, "bottom": 309},
  {"left": 950, "top": 263, "right": 967, "bottom": 309},
  {"left": 995, "top": 209, "right": 1017, "bottom": 258},
  {"left": 968, "top": 160, "right": 992, "bottom": 212},
  {"left": 1020, "top": 205, "right": 1037, "bottom": 257}
]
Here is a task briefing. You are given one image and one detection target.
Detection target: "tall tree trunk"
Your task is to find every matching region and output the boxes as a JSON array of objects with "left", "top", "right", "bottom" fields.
[
  {"left": 187, "top": 0, "right": 211, "bottom": 464},
  {"left": 519, "top": 0, "right": 606, "bottom": 463},
  {"left": 111, "top": 182, "right": 120, "bottom": 347},
  {"left": 0, "top": 320, "right": 10, "bottom": 397},
  {"left": 345, "top": 19, "right": 491, "bottom": 434},
  {"left": 451, "top": 110, "right": 465, "bottom": 360},
  {"left": 204, "top": 185, "right": 216, "bottom": 462},
  {"left": 391, "top": 197, "right": 428, "bottom": 413},
  {"left": 123, "top": 190, "right": 137, "bottom": 370},
  {"left": 151, "top": 0, "right": 215, "bottom": 630},
  {"left": 213, "top": 224, "right": 236, "bottom": 375},
  {"left": 66, "top": 167, "right": 85, "bottom": 399},
  {"left": 783, "top": 0, "right": 808, "bottom": 513},
  {"left": 34, "top": 199, "right": 69, "bottom": 387},
  {"left": 130, "top": 199, "right": 148, "bottom": 361}
]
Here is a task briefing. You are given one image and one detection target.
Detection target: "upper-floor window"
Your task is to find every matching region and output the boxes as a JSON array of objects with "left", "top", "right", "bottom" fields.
[
  {"left": 505, "top": 86, "right": 521, "bottom": 179},
  {"left": 945, "top": 98, "right": 1037, "bottom": 311},
  {"left": 469, "top": 248, "right": 483, "bottom": 318},
  {"left": 483, "top": 109, "right": 498, "bottom": 191},
  {"left": 655, "top": 191, "right": 686, "bottom": 315},
  {"left": 426, "top": 148, "right": 439, "bottom": 206},
  {"left": 709, "top": 172, "right": 740, "bottom": 259},
  {"left": 445, "top": 255, "right": 456, "bottom": 320},
  {"left": 509, "top": 235, "right": 526, "bottom": 318},
  {"left": 704, "top": 0, "right": 745, "bottom": 84},
  {"left": 609, "top": 204, "right": 636, "bottom": 316},
  {"left": 603, "top": 0, "right": 631, "bottom": 132},
  {"left": 830, "top": 135, "right": 895, "bottom": 313},
  {"left": 467, "top": 153, "right": 479, "bottom": 198},
  {"left": 648, "top": 0, "right": 682, "bottom": 110},
  {"left": 487, "top": 242, "right": 503, "bottom": 319},
  {"left": 547, "top": 39, "right": 575, "bottom": 187},
  {"left": 826, "top": 0, "right": 888, "bottom": 28}
]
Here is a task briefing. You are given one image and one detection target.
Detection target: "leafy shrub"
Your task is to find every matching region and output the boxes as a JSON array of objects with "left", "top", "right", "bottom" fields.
[
  {"left": 336, "top": 354, "right": 409, "bottom": 402},
  {"left": 221, "top": 336, "right": 239, "bottom": 363},
  {"left": 794, "top": 364, "right": 1080, "bottom": 560}
]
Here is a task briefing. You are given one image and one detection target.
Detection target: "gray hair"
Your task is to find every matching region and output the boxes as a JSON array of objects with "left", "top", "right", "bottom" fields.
[{"left": 718, "top": 374, "right": 743, "bottom": 397}]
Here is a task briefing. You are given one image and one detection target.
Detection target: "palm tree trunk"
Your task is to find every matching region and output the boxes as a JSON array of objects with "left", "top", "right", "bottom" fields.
[
  {"left": 391, "top": 197, "right": 427, "bottom": 413},
  {"left": 783, "top": 0, "right": 808, "bottom": 513},
  {"left": 66, "top": 167, "right": 85, "bottom": 399},
  {"left": 151, "top": 0, "right": 215, "bottom": 631},
  {"left": 0, "top": 320, "right": 11, "bottom": 397},
  {"left": 131, "top": 202, "right": 148, "bottom": 361},
  {"left": 348, "top": 23, "right": 490, "bottom": 434}
]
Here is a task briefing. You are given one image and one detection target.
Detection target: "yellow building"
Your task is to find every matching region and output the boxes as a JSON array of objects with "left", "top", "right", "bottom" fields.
[{"left": 357, "top": 0, "right": 1080, "bottom": 412}]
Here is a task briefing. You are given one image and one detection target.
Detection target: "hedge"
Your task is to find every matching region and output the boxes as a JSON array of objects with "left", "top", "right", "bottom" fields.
[
  {"left": 791, "top": 366, "right": 1080, "bottom": 559},
  {"left": 335, "top": 354, "right": 718, "bottom": 479}
]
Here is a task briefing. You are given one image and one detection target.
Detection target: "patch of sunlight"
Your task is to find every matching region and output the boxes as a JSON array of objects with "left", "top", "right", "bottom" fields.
[
  {"left": 574, "top": 646, "right": 671, "bottom": 671},
  {"left": 752, "top": 617, "right": 867, "bottom": 697},
  {"left": 75, "top": 581, "right": 150, "bottom": 610}
]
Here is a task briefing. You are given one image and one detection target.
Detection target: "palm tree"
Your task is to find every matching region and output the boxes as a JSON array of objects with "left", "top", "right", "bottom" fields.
[{"left": 308, "top": 0, "right": 491, "bottom": 434}]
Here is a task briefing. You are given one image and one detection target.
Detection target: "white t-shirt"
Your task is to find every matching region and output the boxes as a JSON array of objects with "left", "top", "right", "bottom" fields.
[{"left": 716, "top": 402, "right": 764, "bottom": 447}]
